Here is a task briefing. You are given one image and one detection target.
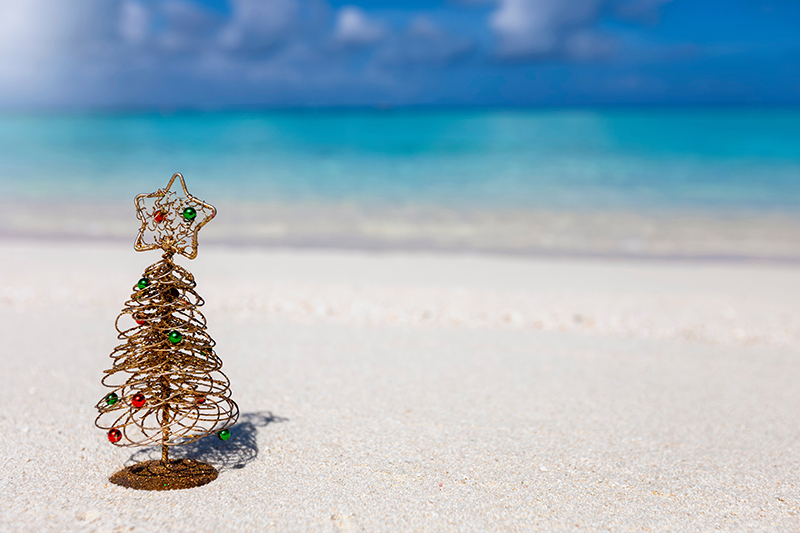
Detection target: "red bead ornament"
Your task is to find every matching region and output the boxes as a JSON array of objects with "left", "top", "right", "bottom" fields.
[
  {"left": 131, "top": 393, "right": 146, "bottom": 408},
  {"left": 196, "top": 396, "right": 206, "bottom": 404},
  {"left": 154, "top": 209, "right": 165, "bottom": 223},
  {"left": 108, "top": 428, "right": 122, "bottom": 443}
]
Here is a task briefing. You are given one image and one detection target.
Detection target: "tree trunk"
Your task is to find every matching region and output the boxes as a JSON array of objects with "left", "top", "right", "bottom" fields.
[
  {"left": 161, "top": 401, "right": 170, "bottom": 464},
  {"left": 161, "top": 253, "right": 174, "bottom": 465}
]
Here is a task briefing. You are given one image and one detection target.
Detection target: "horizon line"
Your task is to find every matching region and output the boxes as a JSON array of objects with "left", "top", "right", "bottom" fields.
[{"left": 2, "top": 101, "right": 800, "bottom": 116}]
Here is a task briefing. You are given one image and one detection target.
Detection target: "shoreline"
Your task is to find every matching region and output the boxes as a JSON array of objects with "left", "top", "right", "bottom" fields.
[
  {"left": 3, "top": 232, "right": 800, "bottom": 266},
  {"left": 3, "top": 200, "right": 800, "bottom": 264}
]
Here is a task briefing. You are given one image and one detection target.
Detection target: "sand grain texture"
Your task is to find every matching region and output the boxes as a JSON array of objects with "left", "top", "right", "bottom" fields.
[{"left": 0, "top": 242, "right": 799, "bottom": 532}]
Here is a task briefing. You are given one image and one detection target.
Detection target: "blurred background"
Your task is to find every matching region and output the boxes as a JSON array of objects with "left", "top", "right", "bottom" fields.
[{"left": 1, "top": 0, "right": 799, "bottom": 259}]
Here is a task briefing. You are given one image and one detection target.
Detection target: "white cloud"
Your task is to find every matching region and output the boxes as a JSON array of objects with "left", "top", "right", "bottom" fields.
[
  {"left": 407, "top": 16, "right": 441, "bottom": 40},
  {"left": 120, "top": 1, "right": 149, "bottom": 44},
  {"left": 490, "top": 0, "right": 602, "bottom": 58},
  {"left": 0, "top": 0, "right": 682, "bottom": 107},
  {"left": 564, "top": 30, "right": 617, "bottom": 61},
  {"left": 219, "top": 0, "right": 299, "bottom": 55},
  {"left": 0, "top": 0, "right": 109, "bottom": 59},
  {"left": 378, "top": 16, "right": 474, "bottom": 67},
  {"left": 157, "top": 1, "right": 221, "bottom": 53},
  {"left": 0, "top": 0, "right": 123, "bottom": 102},
  {"left": 333, "top": 6, "right": 385, "bottom": 47},
  {"left": 485, "top": 0, "right": 674, "bottom": 59}
]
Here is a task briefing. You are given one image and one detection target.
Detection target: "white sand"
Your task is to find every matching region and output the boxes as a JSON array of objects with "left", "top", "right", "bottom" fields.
[
  {"left": 1, "top": 240, "right": 799, "bottom": 531},
  {"left": 5, "top": 200, "right": 800, "bottom": 261}
]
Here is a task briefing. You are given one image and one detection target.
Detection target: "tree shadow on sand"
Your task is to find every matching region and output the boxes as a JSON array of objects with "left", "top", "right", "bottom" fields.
[{"left": 126, "top": 412, "right": 288, "bottom": 472}]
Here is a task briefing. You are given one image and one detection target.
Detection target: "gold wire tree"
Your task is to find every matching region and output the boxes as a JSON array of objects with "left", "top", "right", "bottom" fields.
[{"left": 95, "top": 173, "right": 239, "bottom": 490}]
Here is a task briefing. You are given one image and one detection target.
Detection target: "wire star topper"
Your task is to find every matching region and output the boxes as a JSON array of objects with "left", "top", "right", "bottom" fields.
[{"left": 135, "top": 173, "right": 216, "bottom": 259}]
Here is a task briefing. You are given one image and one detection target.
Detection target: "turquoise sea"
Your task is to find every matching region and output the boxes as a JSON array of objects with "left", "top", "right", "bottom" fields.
[{"left": 1, "top": 108, "right": 799, "bottom": 258}]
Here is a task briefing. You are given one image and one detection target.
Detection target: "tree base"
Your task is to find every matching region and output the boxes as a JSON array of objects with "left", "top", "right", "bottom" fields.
[{"left": 109, "top": 459, "right": 218, "bottom": 491}]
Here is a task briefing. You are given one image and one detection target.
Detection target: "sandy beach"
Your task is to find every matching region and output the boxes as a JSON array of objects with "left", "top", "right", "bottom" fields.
[
  {"left": 1, "top": 0, "right": 799, "bottom": 528},
  {"left": 0, "top": 240, "right": 798, "bottom": 531},
  {"left": 4, "top": 200, "right": 800, "bottom": 263}
]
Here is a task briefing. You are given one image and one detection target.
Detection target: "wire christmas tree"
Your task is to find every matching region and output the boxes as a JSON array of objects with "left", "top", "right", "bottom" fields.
[{"left": 95, "top": 173, "right": 238, "bottom": 491}]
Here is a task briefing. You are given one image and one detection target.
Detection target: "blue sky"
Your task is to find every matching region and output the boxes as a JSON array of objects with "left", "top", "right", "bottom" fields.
[{"left": 0, "top": 0, "right": 798, "bottom": 108}]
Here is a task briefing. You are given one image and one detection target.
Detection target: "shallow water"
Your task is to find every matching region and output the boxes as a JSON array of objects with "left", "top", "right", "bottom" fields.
[{"left": 2, "top": 108, "right": 799, "bottom": 258}]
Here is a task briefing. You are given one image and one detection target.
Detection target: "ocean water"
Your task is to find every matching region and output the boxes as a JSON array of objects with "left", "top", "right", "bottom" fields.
[{"left": 1, "top": 108, "right": 799, "bottom": 258}]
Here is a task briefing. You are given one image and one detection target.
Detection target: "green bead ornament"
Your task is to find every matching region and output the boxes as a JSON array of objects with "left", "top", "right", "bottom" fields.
[
  {"left": 168, "top": 330, "right": 183, "bottom": 344},
  {"left": 218, "top": 429, "right": 231, "bottom": 441},
  {"left": 182, "top": 207, "right": 197, "bottom": 221},
  {"left": 105, "top": 392, "right": 119, "bottom": 406},
  {"left": 137, "top": 278, "right": 149, "bottom": 290}
]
